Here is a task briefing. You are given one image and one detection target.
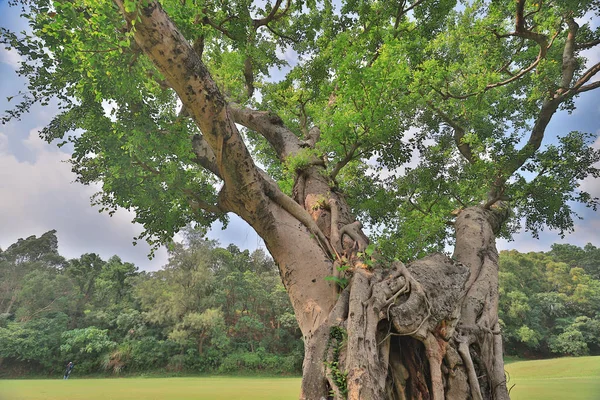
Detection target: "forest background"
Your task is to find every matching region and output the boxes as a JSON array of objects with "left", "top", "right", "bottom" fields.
[{"left": 1, "top": 229, "right": 599, "bottom": 377}]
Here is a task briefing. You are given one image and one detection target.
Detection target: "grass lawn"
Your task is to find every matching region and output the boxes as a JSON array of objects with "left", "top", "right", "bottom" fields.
[
  {"left": 505, "top": 356, "right": 600, "bottom": 400},
  {"left": 0, "top": 376, "right": 302, "bottom": 400},
  {"left": 1, "top": 356, "right": 598, "bottom": 399}
]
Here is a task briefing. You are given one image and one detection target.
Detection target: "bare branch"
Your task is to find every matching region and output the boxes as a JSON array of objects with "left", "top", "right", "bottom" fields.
[
  {"left": 569, "top": 61, "right": 600, "bottom": 94},
  {"left": 196, "top": 14, "right": 237, "bottom": 40},
  {"left": 576, "top": 80, "right": 600, "bottom": 94},
  {"left": 576, "top": 38, "right": 600, "bottom": 50},
  {"left": 401, "top": 0, "right": 427, "bottom": 18},
  {"left": 265, "top": 23, "right": 297, "bottom": 43}
]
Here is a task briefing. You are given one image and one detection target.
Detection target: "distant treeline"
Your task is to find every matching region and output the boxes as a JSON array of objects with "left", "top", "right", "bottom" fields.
[
  {"left": 499, "top": 244, "right": 600, "bottom": 358},
  {"left": 1, "top": 230, "right": 598, "bottom": 377},
  {"left": 0, "top": 228, "right": 302, "bottom": 377}
]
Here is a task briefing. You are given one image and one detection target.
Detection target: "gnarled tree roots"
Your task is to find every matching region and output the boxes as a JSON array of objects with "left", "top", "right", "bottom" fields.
[{"left": 301, "top": 253, "right": 510, "bottom": 400}]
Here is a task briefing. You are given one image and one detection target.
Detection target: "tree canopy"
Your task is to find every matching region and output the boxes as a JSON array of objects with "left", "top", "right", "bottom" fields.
[{"left": 2, "top": 0, "right": 598, "bottom": 256}]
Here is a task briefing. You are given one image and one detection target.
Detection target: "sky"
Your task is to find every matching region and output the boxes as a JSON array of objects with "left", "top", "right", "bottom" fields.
[{"left": 0, "top": 1, "right": 599, "bottom": 271}]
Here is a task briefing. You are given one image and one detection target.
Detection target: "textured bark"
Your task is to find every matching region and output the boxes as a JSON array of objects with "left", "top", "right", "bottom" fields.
[{"left": 115, "top": 4, "right": 512, "bottom": 399}]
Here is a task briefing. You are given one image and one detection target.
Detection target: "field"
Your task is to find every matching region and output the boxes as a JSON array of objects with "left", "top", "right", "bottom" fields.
[
  {"left": 505, "top": 356, "right": 600, "bottom": 400},
  {"left": 1, "top": 356, "right": 598, "bottom": 400},
  {"left": 0, "top": 377, "right": 302, "bottom": 400}
]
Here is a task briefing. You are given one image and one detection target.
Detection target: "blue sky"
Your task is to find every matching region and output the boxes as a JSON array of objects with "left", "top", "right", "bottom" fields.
[{"left": 0, "top": 1, "right": 598, "bottom": 271}]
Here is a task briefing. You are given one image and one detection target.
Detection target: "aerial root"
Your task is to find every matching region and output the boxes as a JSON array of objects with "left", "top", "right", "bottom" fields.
[
  {"left": 339, "top": 221, "right": 369, "bottom": 252},
  {"left": 457, "top": 340, "right": 484, "bottom": 400},
  {"left": 422, "top": 332, "right": 447, "bottom": 400}
]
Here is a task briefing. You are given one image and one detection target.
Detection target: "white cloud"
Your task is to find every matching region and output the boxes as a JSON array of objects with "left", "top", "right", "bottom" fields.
[
  {"left": 0, "top": 129, "right": 168, "bottom": 270},
  {"left": 0, "top": 133, "right": 8, "bottom": 151},
  {"left": 579, "top": 135, "right": 600, "bottom": 198},
  {"left": 0, "top": 46, "right": 23, "bottom": 69}
]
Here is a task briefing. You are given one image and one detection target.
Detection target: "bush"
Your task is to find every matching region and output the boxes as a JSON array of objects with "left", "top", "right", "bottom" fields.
[
  {"left": 549, "top": 330, "right": 589, "bottom": 356},
  {"left": 128, "top": 337, "right": 178, "bottom": 371},
  {"left": 218, "top": 350, "right": 302, "bottom": 374}
]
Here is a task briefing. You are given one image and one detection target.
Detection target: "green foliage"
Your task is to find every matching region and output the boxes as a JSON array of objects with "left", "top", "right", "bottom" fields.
[
  {"left": 0, "top": 229, "right": 301, "bottom": 376},
  {"left": 324, "top": 326, "right": 348, "bottom": 398},
  {"left": 0, "top": 314, "right": 68, "bottom": 370},
  {"left": 549, "top": 330, "right": 589, "bottom": 357},
  {"left": 1, "top": 0, "right": 598, "bottom": 266},
  {"left": 324, "top": 263, "right": 350, "bottom": 290},
  {"left": 61, "top": 327, "right": 116, "bottom": 373},
  {"left": 499, "top": 245, "right": 600, "bottom": 358}
]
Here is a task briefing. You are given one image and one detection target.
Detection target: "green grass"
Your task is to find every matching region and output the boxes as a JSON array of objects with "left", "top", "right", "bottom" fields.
[
  {"left": 505, "top": 356, "right": 600, "bottom": 400},
  {"left": 0, "top": 376, "right": 302, "bottom": 400},
  {"left": 1, "top": 357, "right": 598, "bottom": 400}
]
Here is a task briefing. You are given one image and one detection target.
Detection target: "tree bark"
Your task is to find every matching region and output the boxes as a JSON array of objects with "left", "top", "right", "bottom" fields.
[{"left": 115, "top": 3, "right": 511, "bottom": 398}]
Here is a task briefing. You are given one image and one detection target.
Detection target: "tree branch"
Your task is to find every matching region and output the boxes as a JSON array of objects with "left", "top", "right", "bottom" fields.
[
  {"left": 265, "top": 23, "right": 297, "bottom": 43},
  {"left": 262, "top": 175, "right": 335, "bottom": 259},
  {"left": 191, "top": 134, "right": 221, "bottom": 178},
  {"left": 575, "top": 38, "right": 600, "bottom": 50},
  {"left": 576, "top": 80, "right": 600, "bottom": 94},
  {"left": 182, "top": 188, "right": 224, "bottom": 214},
  {"left": 426, "top": 100, "right": 476, "bottom": 164},
  {"left": 229, "top": 103, "right": 304, "bottom": 160},
  {"left": 568, "top": 61, "right": 600, "bottom": 95},
  {"left": 115, "top": 0, "right": 269, "bottom": 219},
  {"left": 559, "top": 17, "right": 579, "bottom": 91},
  {"left": 253, "top": 0, "right": 291, "bottom": 29},
  {"left": 197, "top": 14, "right": 237, "bottom": 40},
  {"left": 330, "top": 141, "right": 361, "bottom": 181}
]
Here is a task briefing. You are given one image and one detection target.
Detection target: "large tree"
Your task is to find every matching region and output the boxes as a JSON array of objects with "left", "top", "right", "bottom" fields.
[{"left": 3, "top": 0, "right": 599, "bottom": 398}]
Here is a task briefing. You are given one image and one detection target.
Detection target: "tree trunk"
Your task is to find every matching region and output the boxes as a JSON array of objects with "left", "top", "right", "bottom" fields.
[
  {"left": 117, "top": 3, "right": 511, "bottom": 398},
  {"left": 296, "top": 204, "right": 511, "bottom": 400}
]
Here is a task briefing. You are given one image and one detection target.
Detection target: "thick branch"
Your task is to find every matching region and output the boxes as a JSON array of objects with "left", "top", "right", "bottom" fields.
[
  {"left": 191, "top": 134, "right": 221, "bottom": 178},
  {"left": 576, "top": 80, "right": 600, "bottom": 94},
  {"left": 514, "top": 0, "right": 548, "bottom": 46},
  {"left": 304, "top": 126, "right": 321, "bottom": 148},
  {"left": 243, "top": 56, "right": 255, "bottom": 98},
  {"left": 569, "top": 61, "right": 600, "bottom": 94},
  {"left": 576, "top": 38, "right": 600, "bottom": 50},
  {"left": 229, "top": 103, "right": 304, "bottom": 160},
  {"left": 253, "top": 0, "right": 290, "bottom": 28},
  {"left": 115, "top": 0, "right": 269, "bottom": 218},
  {"left": 262, "top": 177, "right": 335, "bottom": 259},
  {"left": 560, "top": 18, "right": 579, "bottom": 90}
]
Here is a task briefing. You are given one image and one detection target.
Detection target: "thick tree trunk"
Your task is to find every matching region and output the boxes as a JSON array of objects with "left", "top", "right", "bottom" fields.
[
  {"left": 296, "top": 203, "right": 511, "bottom": 400},
  {"left": 117, "top": 4, "right": 511, "bottom": 398}
]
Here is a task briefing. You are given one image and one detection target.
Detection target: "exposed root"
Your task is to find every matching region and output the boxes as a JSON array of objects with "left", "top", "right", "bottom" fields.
[
  {"left": 422, "top": 332, "right": 447, "bottom": 400},
  {"left": 329, "top": 198, "right": 344, "bottom": 255},
  {"left": 457, "top": 340, "right": 484, "bottom": 400},
  {"left": 300, "top": 220, "right": 508, "bottom": 400}
]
